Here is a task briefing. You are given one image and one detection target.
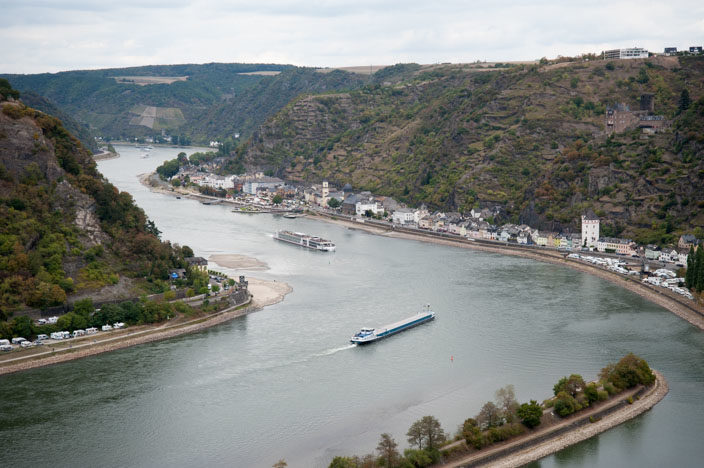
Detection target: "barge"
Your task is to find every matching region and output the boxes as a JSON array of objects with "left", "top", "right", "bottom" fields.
[{"left": 351, "top": 306, "right": 435, "bottom": 344}]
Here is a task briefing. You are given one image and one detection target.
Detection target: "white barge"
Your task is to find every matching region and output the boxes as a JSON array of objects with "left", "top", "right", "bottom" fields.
[
  {"left": 351, "top": 306, "right": 435, "bottom": 344},
  {"left": 274, "top": 230, "right": 336, "bottom": 251}
]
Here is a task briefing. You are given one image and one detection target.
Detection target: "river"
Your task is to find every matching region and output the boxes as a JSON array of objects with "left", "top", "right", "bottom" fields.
[{"left": 1, "top": 145, "right": 703, "bottom": 468}]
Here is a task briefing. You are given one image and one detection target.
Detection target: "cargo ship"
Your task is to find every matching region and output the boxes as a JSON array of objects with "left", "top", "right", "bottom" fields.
[
  {"left": 274, "top": 230, "right": 336, "bottom": 251},
  {"left": 350, "top": 306, "right": 435, "bottom": 344}
]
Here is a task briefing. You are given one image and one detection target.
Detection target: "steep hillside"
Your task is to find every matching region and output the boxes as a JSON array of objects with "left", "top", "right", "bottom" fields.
[
  {"left": 236, "top": 56, "right": 704, "bottom": 242},
  {"left": 187, "top": 68, "right": 368, "bottom": 144},
  {"left": 19, "top": 91, "right": 99, "bottom": 153},
  {"left": 0, "top": 82, "right": 186, "bottom": 315},
  {"left": 1, "top": 63, "right": 365, "bottom": 144}
]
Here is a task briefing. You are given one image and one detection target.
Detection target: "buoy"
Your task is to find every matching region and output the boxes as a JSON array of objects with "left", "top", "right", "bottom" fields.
[{"left": 451, "top": 355, "right": 454, "bottom": 362}]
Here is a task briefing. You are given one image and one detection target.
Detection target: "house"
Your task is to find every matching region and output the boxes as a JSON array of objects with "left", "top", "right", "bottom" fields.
[
  {"left": 418, "top": 215, "right": 432, "bottom": 230},
  {"left": 677, "top": 249, "right": 689, "bottom": 266},
  {"left": 678, "top": 234, "right": 699, "bottom": 250},
  {"left": 243, "top": 176, "right": 285, "bottom": 195},
  {"left": 185, "top": 256, "right": 208, "bottom": 272},
  {"left": 664, "top": 47, "right": 677, "bottom": 55},
  {"left": 355, "top": 200, "right": 381, "bottom": 216},
  {"left": 517, "top": 232, "right": 528, "bottom": 244},
  {"left": 341, "top": 194, "right": 359, "bottom": 215},
  {"left": 392, "top": 208, "right": 415, "bottom": 225},
  {"left": 644, "top": 245, "right": 661, "bottom": 260}
]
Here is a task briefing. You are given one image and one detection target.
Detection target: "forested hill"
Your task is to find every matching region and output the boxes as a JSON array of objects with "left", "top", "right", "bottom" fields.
[
  {"left": 235, "top": 56, "right": 704, "bottom": 243},
  {"left": 1, "top": 63, "right": 366, "bottom": 144},
  {"left": 0, "top": 80, "right": 187, "bottom": 316}
]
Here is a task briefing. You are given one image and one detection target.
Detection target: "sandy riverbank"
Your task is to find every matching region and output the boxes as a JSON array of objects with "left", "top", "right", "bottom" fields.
[
  {"left": 0, "top": 278, "right": 292, "bottom": 376},
  {"left": 92, "top": 151, "right": 119, "bottom": 161},
  {"left": 310, "top": 214, "right": 704, "bottom": 331},
  {"left": 441, "top": 370, "right": 668, "bottom": 468},
  {"left": 209, "top": 254, "right": 269, "bottom": 271}
]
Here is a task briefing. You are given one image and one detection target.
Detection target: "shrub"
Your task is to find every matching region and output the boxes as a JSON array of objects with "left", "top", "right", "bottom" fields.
[
  {"left": 584, "top": 383, "right": 599, "bottom": 403},
  {"left": 603, "top": 381, "right": 618, "bottom": 396},
  {"left": 517, "top": 400, "right": 543, "bottom": 428},
  {"left": 600, "top": 353, "right": 655, "bottom": 390},
  {"left": 627, "top": 396, "right": 634, "bottom": 404},
  {"left": 597, "top": 390, "right": 609, "bottom": 401},
  {"left": 553, "top": 391, "right": 578, "bottom": 417}
]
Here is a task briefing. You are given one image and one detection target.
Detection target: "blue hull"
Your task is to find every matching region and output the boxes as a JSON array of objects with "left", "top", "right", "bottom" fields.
[{"left": 352, "top": 313, "right": 434, "bottom": 345}]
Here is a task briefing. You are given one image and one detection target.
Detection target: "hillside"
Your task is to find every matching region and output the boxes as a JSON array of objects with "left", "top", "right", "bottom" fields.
[
  {"left": 1, "top": 63, "right": 365, "bottom": 144},
  {"left": 235, "top": 56, "right": 704, "bottom": 242},
  {"left": 0, "top": 80, "right": 187, "bottom": 316}
]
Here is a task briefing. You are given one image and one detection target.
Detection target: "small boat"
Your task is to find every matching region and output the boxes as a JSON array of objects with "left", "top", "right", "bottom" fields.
[
  {"left": 283, "top": 213, "right": 300, "bottom": 219},
  {"left": 351, "top": 305, "right": 435, "bottom": 344},
  {"left": 176, "top": 196, "right": 181, "bottom": 199},
  {"left": 274, "top": 230, "right": 335, "bottom": 251}
]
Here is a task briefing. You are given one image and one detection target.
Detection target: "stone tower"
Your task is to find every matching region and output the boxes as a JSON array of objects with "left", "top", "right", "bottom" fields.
[{"left": 581, "top": 210, "right": 600, "bottom": 248}]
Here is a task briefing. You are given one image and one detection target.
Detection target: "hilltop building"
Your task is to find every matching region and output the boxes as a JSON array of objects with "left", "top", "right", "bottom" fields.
[
  {"left": 603, "top": 48, "right": 649, "bottom": 60},
  {"left": 606, "top": 94, "right": 668, "bottom": 135},
  {"left": 581, "top": 211, "right": 600, "bottom": 248}
]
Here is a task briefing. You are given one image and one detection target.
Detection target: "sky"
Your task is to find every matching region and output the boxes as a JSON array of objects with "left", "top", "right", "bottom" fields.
[{"left": 1, "top": 0, "right": 703, "bottom": 74}]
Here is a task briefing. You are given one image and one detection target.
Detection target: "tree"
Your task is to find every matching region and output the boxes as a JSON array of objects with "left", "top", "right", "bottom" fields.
[
  {"left": 272, "top": 194, "right": 283, "bottom": 205},
  {"left": 517, "top": 400, "right": 543, "bottom": 428},
  {"left": 685, "top": 246, "right": 695, "bottom": 289},
  {"left": 328, "top": 456, "right": 356, "bottom": 468},
  {"left": 600, "top": 353, "right": 655, "bottom": 389},
  {"left": 73, "top": 298, "right": 94, "bottom": 318},
  {"left": 182, "top": 245, "right": 194, "bottom": 258},
  {"left": 327, "top": 197, "right": 341, "bottom": 209},
  {"left": 272, "top": 460, "right": 287, "bottom": 468},
  {"left": 477, "top": 401, "right": 502, "bottom": 429},
  {"left": 406, "top": 415, "right": 445, "bottom": 450},
  {"left": 377, "top": 433, "right": 400, "bottom": 467},
  {"left": 553, "top": 391, "right": 578, "bottom": 417},
  {"left": 495, "top": 384, "right": 519, "bottom": 422},
  {"left": 679, "top": 88, "right": 691, "bottom": 113},
  {"left": 696, "top": 247, "right": 704, "bottom": 292},
  {"left": 11, "top": 315, "right": 34, "bottom": 338},
  {"left": 553, "top": 374, "right": 585, "bottom": 396},
  {"left": 402, "top": 449, "right": 433, "bottom": 468}
]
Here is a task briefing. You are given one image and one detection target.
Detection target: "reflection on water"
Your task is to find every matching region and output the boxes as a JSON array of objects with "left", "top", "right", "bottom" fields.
[{"left": 1, "top": 145, "right": 703, "bottom": 467}]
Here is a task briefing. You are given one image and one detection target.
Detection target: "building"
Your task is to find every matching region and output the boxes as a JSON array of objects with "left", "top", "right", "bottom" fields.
[
  {"left": 603, "top": 48, "right": 649, "bottom": 60},
  {"left": 678, "top": 234, "right": 699, "bottom": 249},
  {"left": 392, "top": 208, "right": 415, "bottom": 225},
  {"left": 664, "top": 47, "right": 678, "bottom": 55},
  {"left": 597, "top": 237, "right": 636, "bottom": 255},
  {"left": 689, "top": 46, "right": 703, "bottom": 54},
  {"left": 341, "top": 194, "right": 359, "bottom": 215},
  {"left": 581, "top": 211, "right": 600, "bottom": 248},
  {"left": 185, "top": 257, "right": 208, "bottom": 272},
  {"left": 243, "top": 176, "right": 285, "bottom": 195},
  {"left": 605, "top": 94, "right": 668, "bottom": 136}
]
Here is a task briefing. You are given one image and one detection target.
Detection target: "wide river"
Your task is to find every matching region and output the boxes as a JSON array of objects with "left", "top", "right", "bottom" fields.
[{"left": 2, "top": 145, "right": 703, "bottom": 467}]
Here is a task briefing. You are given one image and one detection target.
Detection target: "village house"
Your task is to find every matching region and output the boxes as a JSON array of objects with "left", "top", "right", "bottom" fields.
[
  {"left": 185, "top": 257, "right": 208, "bottom": 272},
  {"left": 678, "top": 234, "right": 699, "bottom": 250},
  {"left": 392, "top": 208, "right": 415, "bottom": 225},
  {"left": 243, "top": 176, "right": 285, "bottom": 195}
]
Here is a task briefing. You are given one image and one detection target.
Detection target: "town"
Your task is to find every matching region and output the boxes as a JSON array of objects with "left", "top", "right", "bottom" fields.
[{"left": 157, "top": 155, "right": 701, "bottom": 305}]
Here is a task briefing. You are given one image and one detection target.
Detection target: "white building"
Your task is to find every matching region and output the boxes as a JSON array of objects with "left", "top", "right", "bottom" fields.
[
  {"left": 581, "top": 211, "right": 600, "bottom": 248},
  {"left": 392, "top": 208, "right": 415, "bottom": 225},
  {"left": 356, "top": 201, "right": 381, "bottom": 216},
  {"left": 243, "top": 176, "right": 285, "bottom": 194},
  {"left": 603, "top": 48, "right": 649, "bottom": 60}
]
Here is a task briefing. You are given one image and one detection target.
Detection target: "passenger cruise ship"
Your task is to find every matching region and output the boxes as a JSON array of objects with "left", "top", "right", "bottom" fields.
[
  {"left": 274, "top": 230, "right": 336, "bottom": 251},
  {"left": 351, "top": 305, "right": 435, "bottom": 344}
]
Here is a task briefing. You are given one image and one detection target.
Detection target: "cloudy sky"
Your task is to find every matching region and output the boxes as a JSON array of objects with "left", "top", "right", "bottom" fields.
[{"left": 1, "top": 0, "right": 703, "bottom": 73}]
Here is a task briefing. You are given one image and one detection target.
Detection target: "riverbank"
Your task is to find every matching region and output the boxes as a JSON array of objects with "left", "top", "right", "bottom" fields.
[
  {"left": 209, "top": 254, "right": 269, "bottom": 271},
  {"left": 312, "top": 214, "right": 704, "bottom": 331},
  {"left": 440, "top": 370, "right": 668, "bottom": 468},
  {"left": 0, "top": 278, "right": 292, "bottom": 376},
  {"left": 91, "top": 150, "right": 119, "bottom": 161}
]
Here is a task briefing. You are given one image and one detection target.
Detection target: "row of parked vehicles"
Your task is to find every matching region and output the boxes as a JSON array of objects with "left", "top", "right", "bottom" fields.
[{"left": 0, "top": 322, "right": 126, "bottom": 352}]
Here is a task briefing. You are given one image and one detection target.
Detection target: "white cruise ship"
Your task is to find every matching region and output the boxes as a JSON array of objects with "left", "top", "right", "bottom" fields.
[{"left": 274, "top": 230, "right": 336, "bottom": 251}]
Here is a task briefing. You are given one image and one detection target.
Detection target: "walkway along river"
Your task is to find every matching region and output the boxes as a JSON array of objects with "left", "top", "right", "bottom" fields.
[{"left": 1, "top": 145, "right": 703, "bottom": 468}]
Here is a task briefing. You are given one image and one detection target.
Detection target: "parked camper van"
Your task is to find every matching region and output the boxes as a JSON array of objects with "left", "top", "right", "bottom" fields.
[
  {"left": 85, "top": 327, "right": 98, "bottom": 335},
  {"left": 47, "top": 316, "right": 59, "bottom": 324},
  {"left": 72, "top": 329, "right": 86, "bottom": 338},
  {"left": 0, "top": 339, "right": 10, "bottom": 346},
  {"left": 37, "top": 318, "right": 47, "bottom": 325},
  {"left": 101, "top": 325, "right": 113, "bottom": 332},
  {"left": 11, "top": 337, "right": 27, "bottom": 344},
  {"left": 113, "top": 322, "right": 125, "bottom": 329},
  {"left": 37, "top": 334, "right": 48, "bottom": 341},
  {"left": 20, "top": 340, "right": 33, "bottom": 348},
  {"left": 0, "top": 344, "right": 12, "bottom": 352}
]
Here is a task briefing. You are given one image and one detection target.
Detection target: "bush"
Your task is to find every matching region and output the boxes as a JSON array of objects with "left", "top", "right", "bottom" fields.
[
  {"left": 517, "top": 400, "right": 543, "bottom": 428},
  {"left": 597, "top": 390, "right": 609, "bottom": 401},
  {"left": 599, "top": 353, "right": 655, "bottom": 390},
  {"left": 603, "top": 381, "right": 618, "bottom": 396},
  {"left": 584, "top": 383, "right": 599, "bottom": 404},
  {"left": 553, "top": 391, "right": 578, "bottom": 417}
]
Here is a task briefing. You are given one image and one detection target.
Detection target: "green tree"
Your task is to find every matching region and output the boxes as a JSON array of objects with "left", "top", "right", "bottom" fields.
[
  {"left": 599, "top": 353, "right": 655, "bottom": 390},
  {"left": 11, "top": 315, "right": 34, "bottom": 338},
  {"left": 553, "top": 391, "right": 578, "bottom": 417},
  {"left": 401, "top": 449, "right": 433, "bottom": 468},
  {"left": 553, "top": 374, "right": 585, "bottom": 396},
  {"left": 516, "top": 400, "right": 543, "bottom": 428},
  {"left": 406, "top": 415, "right": 445, "bottom": 450},
  {"left": 696, "top": 247, "right": 704, "bottom": 292},
  {"left": 0, "top": 78, "right": 20, "bottom": 100},
  {"left": 182, "top": 245, "right": 194, "bottom": 258},
  {"left": 327, "top": 197, "right": 341, "bottom": 209},
  {"left": 73, "top": 298, "right": 94, "bottom": 318},
  {"left": 679, "top": 88, "right": 691, "bottom": 113},
  {"left": 376, "top": 433, "right": 400, "bottom": 467},
  {"left": 583, "top": 383, "right": 599, "bottom": 403},
  {"left": 328, "top": 456, "right": 356, "bottom": 468},
  {"left": 272, "top": 194, "right": 283, "bottom": 204}
]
